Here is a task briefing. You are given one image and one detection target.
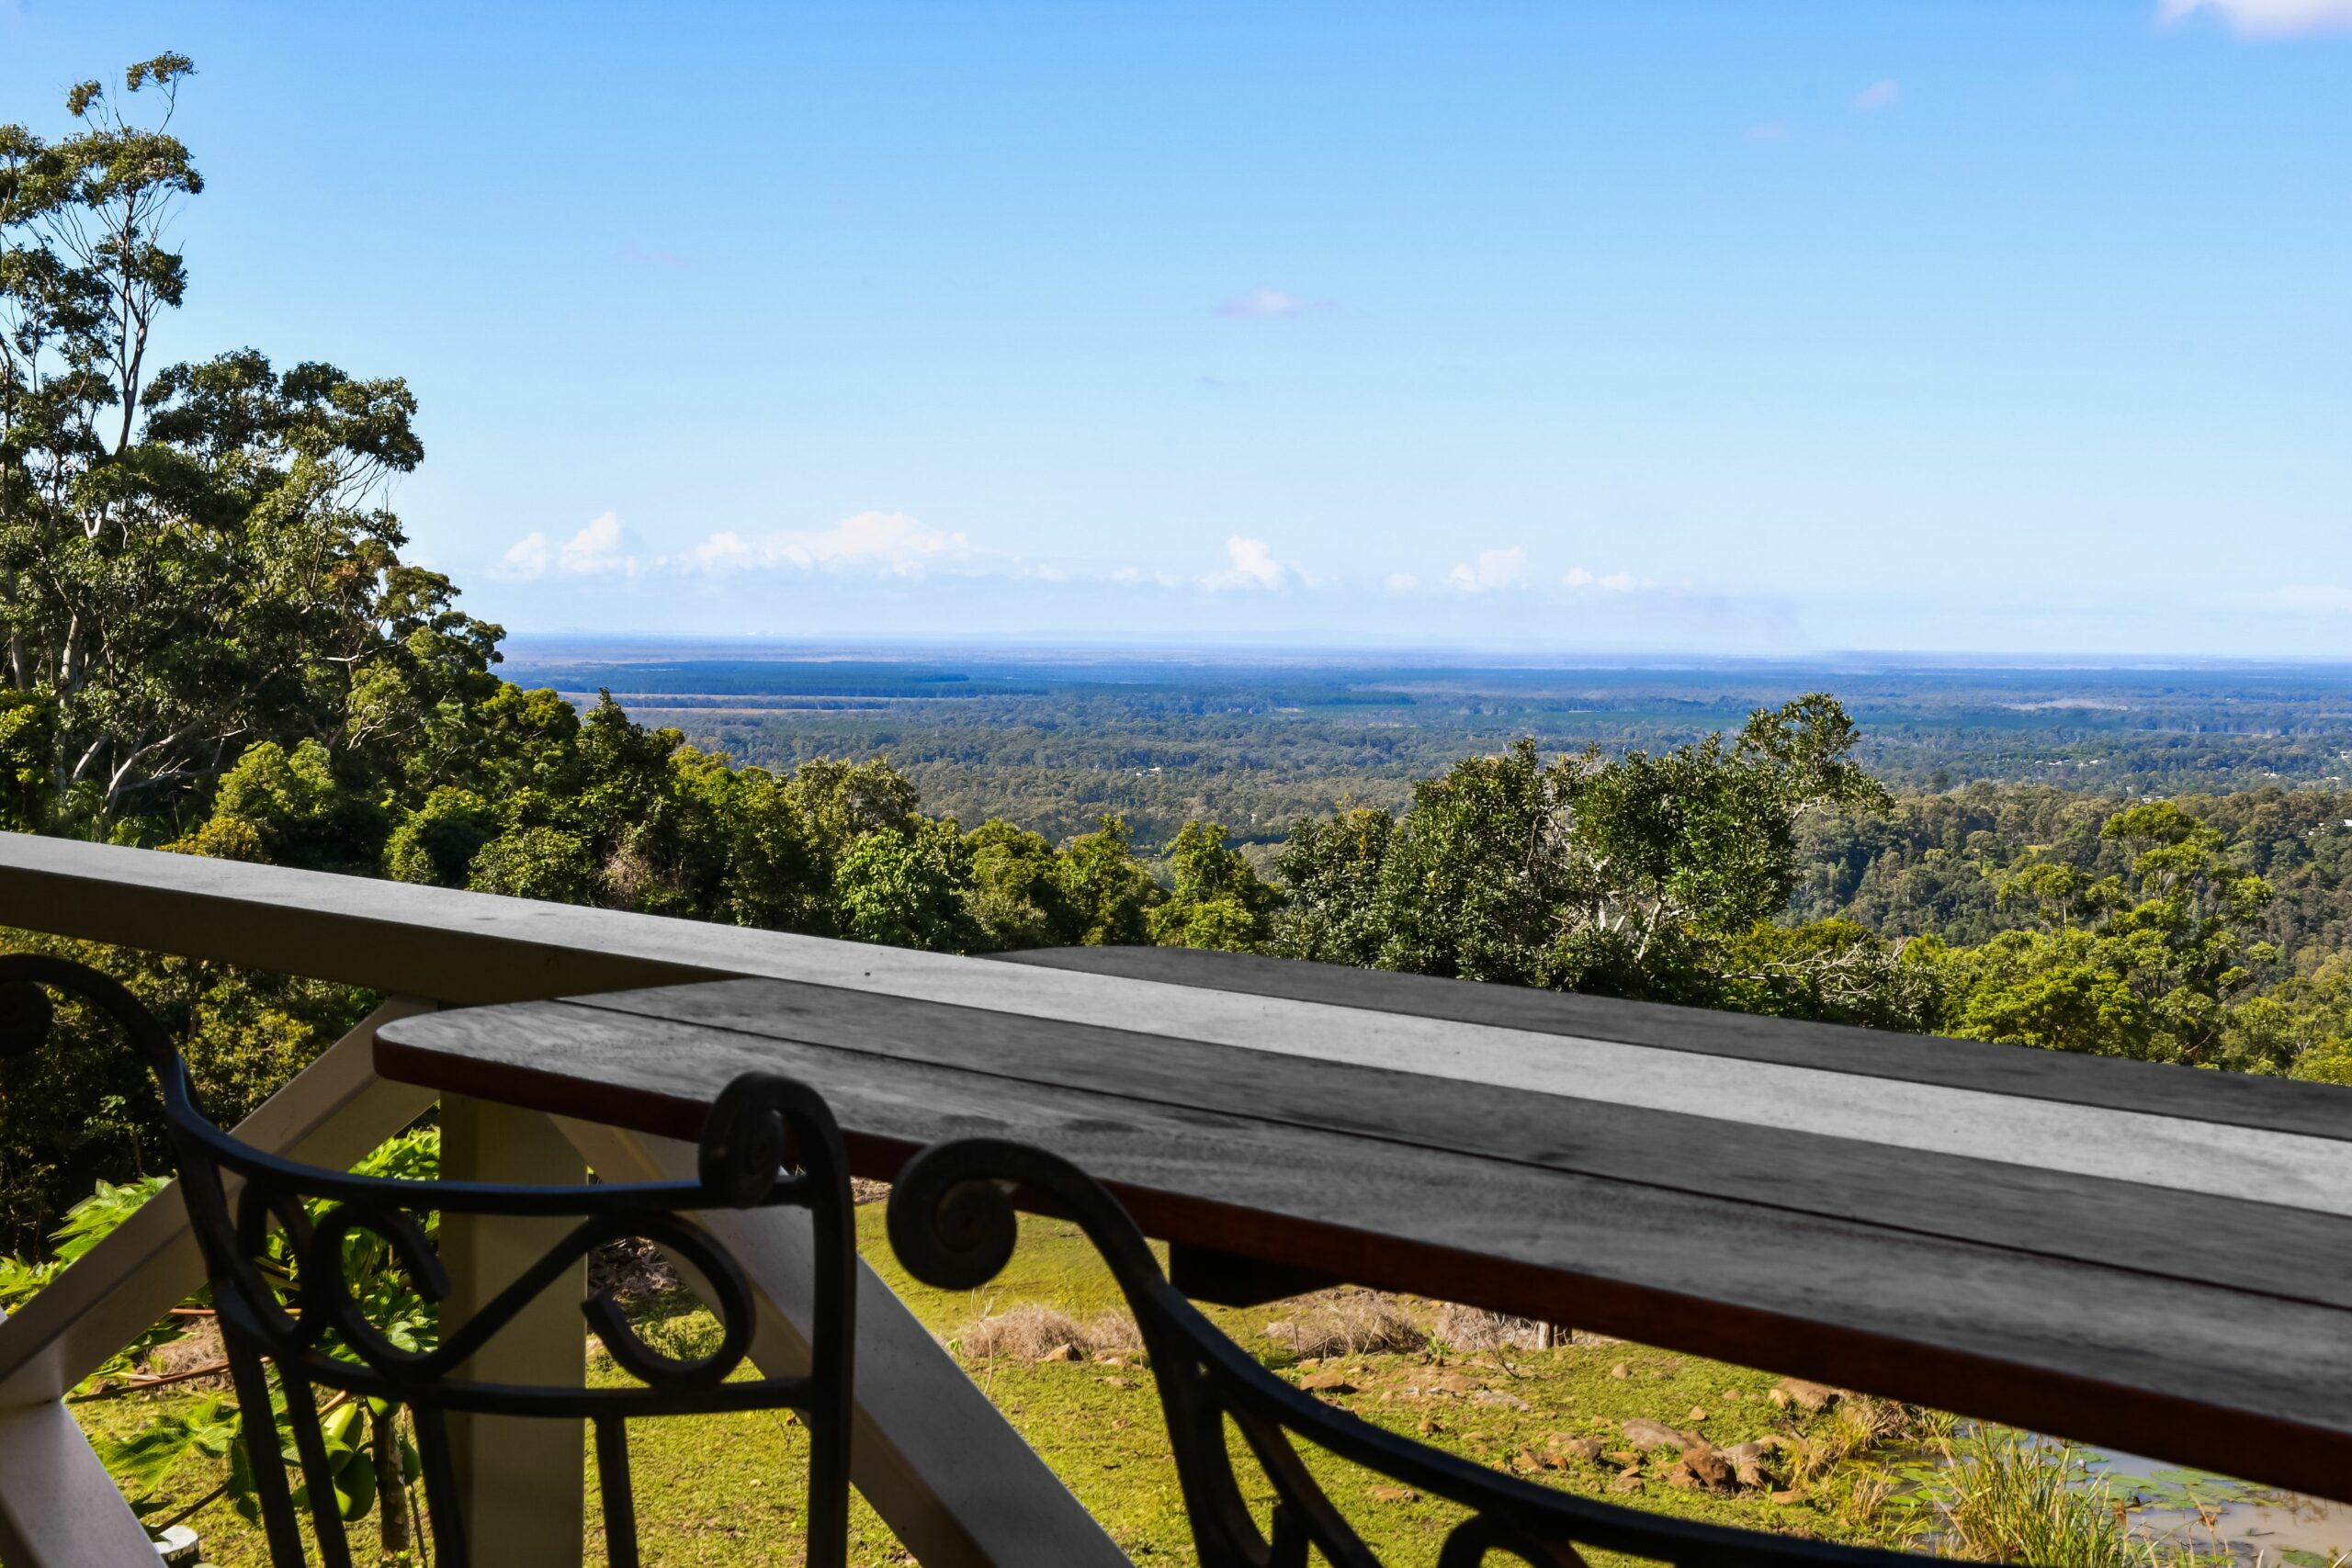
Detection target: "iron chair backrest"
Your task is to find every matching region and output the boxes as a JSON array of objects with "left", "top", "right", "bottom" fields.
[
  {"left": 888, "top": 1135, "right": 2006, "bottom": 1568},
  {"left": 0, "top": 955, "right": 855, "bottom": 1568}
]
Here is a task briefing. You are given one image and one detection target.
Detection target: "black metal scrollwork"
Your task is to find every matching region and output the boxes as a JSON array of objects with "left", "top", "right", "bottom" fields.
[
  {"left": 0, "top": 956, "right": 856, "bottom": 1568},
  {"left": 889, "top": 1135, "right": 1988, "bottom": 1568}
]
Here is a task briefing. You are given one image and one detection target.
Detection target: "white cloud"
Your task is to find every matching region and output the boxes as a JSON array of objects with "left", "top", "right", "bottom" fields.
[
  {"left": 1384, "top": 572, "right": 1420, "bottom": 594},
  {"left": 1203, "top": 536, "right": 1292, "bottom": 592},
  {"left": 2158, "top": 0, "right": 2352, "bottom": 34},
  {"left": 1447, "top": 547, "right": 1530, "bottom": 592},
  {"left": 1854, "top": 79, "right": 1901, "bottom": 111},
  {"left": 2264, "top": 583, "right": 2352, "bottom": 613},
  {"left": 493, "top": 511, "right": 647, "bottom": 580},
  {"left": 496, "top": 532, "right": 550, "bottom": 580},
  {"left": 1564, "top": 566, "right": 1636, "bottom": 593},
  {"left": 1216, "top": 288, "right": 1329, "bottom": 321},
  {"left": 683, "top": 511, "right": 971, "bottom": 579},
  {"left": 559, "top": 511, "right": 641, "bottom": 576}
]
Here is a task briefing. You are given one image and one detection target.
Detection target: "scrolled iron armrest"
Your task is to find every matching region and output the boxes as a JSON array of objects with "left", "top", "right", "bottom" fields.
[
  {"left": 888, "top": 1136, "right": 1985, "bottom": 1568},
  {"left": 0, "top": 953, "right": 859, "bottom": 1568}
]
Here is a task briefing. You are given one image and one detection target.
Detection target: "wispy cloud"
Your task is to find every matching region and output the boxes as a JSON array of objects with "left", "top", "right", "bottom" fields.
[
  {"left": 1447, "top": 547, "right": 1530, "bottom": 593},
  {"left": 1854, "top": 79, "right": 1901, "bottom": 112},
  {"left": 1216, "top": 288, "right": 1329, "bottom": 321},
  {"left": 2262, "top": 583, "right": 2352, "bottom": 613},
  {"left": 1203, "top": 536, "right": 1294, "bottom": 592},
  {"left": 2157, "top": 0, "right": 2352, "bottom": 35},
  {"left": 684, "top": 511, "right": 971, "bottom": 578},
  {"left": 1564, "top": 566, "right": 1636, "bottom": 593},
  {"left": 499, "top": 509, "right": 970, "bottom": 583}
]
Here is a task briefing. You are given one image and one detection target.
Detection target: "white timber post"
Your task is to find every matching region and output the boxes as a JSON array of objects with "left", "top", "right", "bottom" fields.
[
  {"left": 557, "top": 1118, "right": 1129, "bottom": 1568},
  {"left": 0, "top": 1377, "right": 160, "bottom": 1567},
  {"left": 436, "top": 1097, "right": 588, "bottom": 1567}
]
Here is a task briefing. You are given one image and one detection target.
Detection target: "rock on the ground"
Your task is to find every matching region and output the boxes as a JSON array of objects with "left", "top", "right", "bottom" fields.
[
  {"left": 1036, "top": 1343, "right": 1083, "bottom": 1363},
  {"left": 1299, "top": 1368, "right": 1356, "bottom": 1393},
  {"left": 1719, "top": 1440, "right": 1772, "bottom": 1489},
  {"left": 1772, "top": 1377, "right": 1840, "bottom": 1413},
  {"left": 1621, "top": 1417, "right": 1701, "bottom": 1450},
  {"left": 1548, "top": 1435, "right": 1605, "bottom": 1464},
  {"left": 1680, "top": 1441, "right": 1735, "bottom": 1492}
]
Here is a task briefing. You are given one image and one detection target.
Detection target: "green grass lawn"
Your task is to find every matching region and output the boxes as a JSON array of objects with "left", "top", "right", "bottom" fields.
[{"left": 77, "top": 1204, "right": 1922, "bottom": 1566}]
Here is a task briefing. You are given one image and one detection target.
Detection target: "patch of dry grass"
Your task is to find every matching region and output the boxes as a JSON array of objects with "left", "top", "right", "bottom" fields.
[
  {"left": 1431, "top": 1303, "right": 1549, "bottom": 1351},
  {"left": 1263, "top": 1290, "right": 1428, "bottom": 1359},
  {"left": 958, "top": 1303, "right": 1146, "bottom": 1362}
]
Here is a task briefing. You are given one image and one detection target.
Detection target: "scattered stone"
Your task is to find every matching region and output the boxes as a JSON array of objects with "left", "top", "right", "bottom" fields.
[
  {"left": 1418, "top": 1415, "right": 1445, "bottom": 1436},
  {"left": 1608, "top": 1471, "right": 1645, "bottom": 1494},
  {"left": 1767, "top": 1387, "right": 1790, "bottom": 1410},
  {"left": 1610, "top": 1362, "right": 1630, "bottom": 1379},
  {"left": 1036, "top": 1343, "right": 1083, "bottom": 1363},
  {"left": 1720, "top": 1441, "right": 1771, "bottom": 1490},
  {"left": 1510, "top": 1450, "right": 1543, "bottom": 1473},
  {"left": 1472, "top": 1388, "right": 1532, "bottom": 1412},
  {"left": 1622, "top": 1418, "right": 1701, "bottom": 1451},
  {"left": 1773, "top": 1378, "right": 1839, "bottom": 1414},
  {"left": 1549, "top": 1436, "right": 1604, "bottom": 1464},
  {"left": 1102, "top": 1375, "right": 1135, "bottom": 1390},
  {"left": 1603, "top": 1450, "right": 1642, "bottom": 1469},
  {"left": 1681, "top": 1442, "right": 1735, "bottom": 1492},
  {"left": 1099, "top": 1356, "right": 1125, "bottom": 1369},
  {"left": 1687, "top": 1406, "right": 1709, "bottom": 1423},
  {"left": 1370, "top": 1486, "right": 1419, "bottom": 1504},
  {"left": 1663, "top": 1461, "right": 1701, "bottom": 1491},
  {"left": 1722, "top": 1388, "right": 1744, "bottom": 1402},
  {"left": 1299, "top": 1368, "right": 1356, "bottom": 1393}
]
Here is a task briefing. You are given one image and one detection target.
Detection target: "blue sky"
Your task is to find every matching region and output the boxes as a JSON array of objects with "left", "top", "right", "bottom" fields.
[{"left": 5, "top": 1, "right": 2348, "bottom": 656}]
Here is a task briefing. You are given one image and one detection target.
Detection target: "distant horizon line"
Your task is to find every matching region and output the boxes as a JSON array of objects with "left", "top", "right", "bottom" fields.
[{"left": 493, "top": 631, "right": 2352, "bottom": 674}]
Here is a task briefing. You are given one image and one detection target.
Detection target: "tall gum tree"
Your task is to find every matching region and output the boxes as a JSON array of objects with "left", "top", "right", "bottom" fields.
[{"left": 0, "top": 56, "right": 499, "bottom": 836}]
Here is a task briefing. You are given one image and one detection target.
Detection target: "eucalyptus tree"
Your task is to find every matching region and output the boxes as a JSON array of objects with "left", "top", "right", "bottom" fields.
[{"left": 0, "top": 55, "right": 497, "bottom": 837}]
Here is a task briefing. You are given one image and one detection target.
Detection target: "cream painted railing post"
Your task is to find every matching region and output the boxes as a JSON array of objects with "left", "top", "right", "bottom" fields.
[
  {"left": 0, "top": 1325, "right": 159, "bottom": 1566},
  {"left": 557, "top": 1118, "right": 1129, "bottom": 1568},
  {"left": 437, "top": 1097, "right": 588, "bottom": 1567}
]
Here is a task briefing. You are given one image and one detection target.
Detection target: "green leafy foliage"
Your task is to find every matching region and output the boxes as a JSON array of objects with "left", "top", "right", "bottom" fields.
[{"left": 12, "top": 1130, "right": 440, "bottom": 1538}]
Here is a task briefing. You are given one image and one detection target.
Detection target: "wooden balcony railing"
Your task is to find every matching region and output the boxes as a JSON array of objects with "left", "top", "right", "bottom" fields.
[{"left": 0, "top": 834, "right": 1128, "bottom": 1567}]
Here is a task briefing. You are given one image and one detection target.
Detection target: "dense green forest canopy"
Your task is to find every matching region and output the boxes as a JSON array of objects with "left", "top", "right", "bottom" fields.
[
  {"left": 6, "top": 60, "right": 2352, "bottom": 1256},
  {"left": 501, "top": 645, "right": 2352, "bottom": 850}
]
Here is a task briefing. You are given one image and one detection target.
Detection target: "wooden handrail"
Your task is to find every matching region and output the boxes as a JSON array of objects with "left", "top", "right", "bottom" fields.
[{"left": 0, "top": 834, "right": 1126, "bottom": 1568}]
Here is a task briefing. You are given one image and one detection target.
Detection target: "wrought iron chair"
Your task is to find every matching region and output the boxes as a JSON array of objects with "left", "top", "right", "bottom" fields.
[
  {"left": 1, "top": 955, "right": 854, "bottom": 1568},
  {"left": 889, "top": 1134, "right": 1988, "bottom": 1568}
]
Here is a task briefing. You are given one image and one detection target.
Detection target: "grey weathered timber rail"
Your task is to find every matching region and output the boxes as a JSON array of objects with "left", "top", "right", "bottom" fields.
[
  {"left": 0, "top": 833, "right": 1125, "bottom": 1568},
  {"left": 377, "top": 955, "right": 2352, "bottom": 1508}
]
